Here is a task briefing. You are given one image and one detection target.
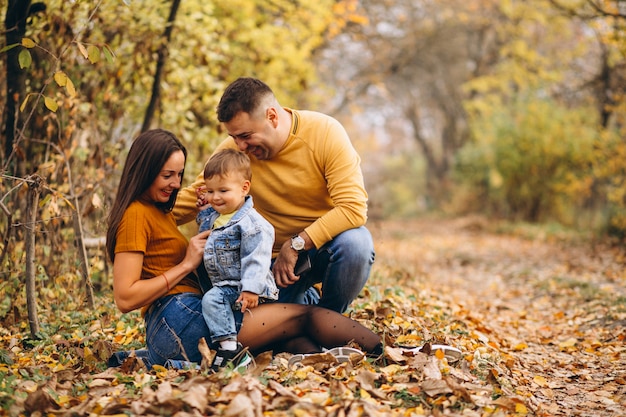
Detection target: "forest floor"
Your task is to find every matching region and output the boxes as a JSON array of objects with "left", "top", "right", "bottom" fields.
[
  {"left": 0, "top": 216, "right": 625, "bottom": 416},
  {"left": 367, "top": 216, "right": 626, "bottom": 416}
]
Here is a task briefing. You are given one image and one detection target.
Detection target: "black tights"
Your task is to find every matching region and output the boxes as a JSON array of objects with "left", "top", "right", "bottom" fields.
[{"left": 237, "top": 303, "right": 382, "bottom": 355}]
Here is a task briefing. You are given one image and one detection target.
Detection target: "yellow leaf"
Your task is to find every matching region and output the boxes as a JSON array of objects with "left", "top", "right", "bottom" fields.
[
  {"left": 54, "top": 71, "right": 68, "bottom": 87},
  {"left": 152, "top": 364, "right": 168, "bottom": 378},
  {"left": 65, "top": 77, "right": 76, "bottom": 97},
  {"left": 20, "top": 94, "right": 30, "bottom": 112},
  {"left": 76, "top": 42, "right": 88, "bottom": 59},
  {"left": 558, "top": 338, "right": 577, "bottom": 349},
  {"left": 435, "top": 349, "right": 445, "bottom": 360},
  {"left": 513, "top": 342, "right": 528, "bottom": 351},
  {"left": 533, "top": 375, "right": 548, "bottom": 387},
  {"left": 515, "top": 402, "right": 528, "bottom": 414},
  {"left": 44, "top": 96, "right": 58, "bottom": 112},
  {"left": 56, "top": 394, "right": 71, "bottom": 406},
  {"left": 21, "top": 38, "right": 36, "bottom": 48}
]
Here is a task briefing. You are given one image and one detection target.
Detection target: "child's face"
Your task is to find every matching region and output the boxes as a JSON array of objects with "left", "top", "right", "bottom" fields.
[{"left": 203, "top": 172, "right": 250, "bottom": 215}]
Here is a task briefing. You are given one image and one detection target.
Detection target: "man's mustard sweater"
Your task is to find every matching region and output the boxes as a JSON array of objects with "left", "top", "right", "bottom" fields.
[{"left": 174, "top": 109, "right": 368, "bottom": 256}]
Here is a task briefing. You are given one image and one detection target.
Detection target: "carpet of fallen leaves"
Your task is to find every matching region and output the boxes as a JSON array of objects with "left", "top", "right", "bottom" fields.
[{"left": 0, "top": 216, "right": 625, "bottom": 416}]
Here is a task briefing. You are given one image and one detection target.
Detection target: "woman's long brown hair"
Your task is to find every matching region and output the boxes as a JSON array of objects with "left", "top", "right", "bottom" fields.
[{"left": 105, "top": 129, "right": 187, "bottom": 262}]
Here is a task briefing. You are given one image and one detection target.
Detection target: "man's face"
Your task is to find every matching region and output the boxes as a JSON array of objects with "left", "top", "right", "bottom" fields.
[{"left": 223, "top": 111, "right": 278, "bottom": 160}]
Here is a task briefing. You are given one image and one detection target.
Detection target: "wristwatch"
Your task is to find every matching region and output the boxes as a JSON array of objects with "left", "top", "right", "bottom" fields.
[{"left": 290, "top": 234, "right": 306, "bottom": 252}]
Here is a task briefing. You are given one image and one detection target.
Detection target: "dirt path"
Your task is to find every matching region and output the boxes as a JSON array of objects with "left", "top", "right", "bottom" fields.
[{"left": 369, "top": 217, "right": 626, "bottom": 416}]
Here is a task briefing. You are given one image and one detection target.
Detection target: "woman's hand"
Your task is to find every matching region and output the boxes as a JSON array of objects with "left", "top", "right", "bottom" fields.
[
  {"left": 113, "top": 229, "right": 211, "bottom": 313},
  {"left": 184, "top": 229, "right": 211, "bottom": 269}
]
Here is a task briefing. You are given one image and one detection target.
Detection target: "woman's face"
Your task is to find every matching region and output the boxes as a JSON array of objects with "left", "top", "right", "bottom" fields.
[{"left": 144, "top": 150, "right": 185, "bottom": 203}]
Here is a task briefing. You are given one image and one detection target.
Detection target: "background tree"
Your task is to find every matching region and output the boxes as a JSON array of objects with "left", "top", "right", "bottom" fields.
[
  {"left": 315, "top": 0, "right": 503, "bottom": 208},
  {"left": 0, "top": 0, "right": 351, "bottom": 326},
  {"left": 459, "top": 0, "right": 626, "bottom": 230}
]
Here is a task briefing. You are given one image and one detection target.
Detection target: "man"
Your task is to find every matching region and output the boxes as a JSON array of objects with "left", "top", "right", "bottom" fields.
[{"left": 174, "top": 77, "right": 374, "bottom": 313}]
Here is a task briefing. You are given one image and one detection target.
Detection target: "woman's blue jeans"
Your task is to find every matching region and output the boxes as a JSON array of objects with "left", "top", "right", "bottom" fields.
[
  {"left": 141, "top": 293, "right": 211, "bottom": 369},
  {"left": 276, "top": 226, "right": 375, "bottom": 313}
]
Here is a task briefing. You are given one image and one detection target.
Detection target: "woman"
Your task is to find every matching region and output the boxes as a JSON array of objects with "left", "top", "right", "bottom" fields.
[{"left": 106, "top": 129, "right": 383, "bottom": 370}]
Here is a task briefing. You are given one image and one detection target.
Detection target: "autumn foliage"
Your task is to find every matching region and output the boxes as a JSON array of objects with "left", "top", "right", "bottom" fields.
[
  {"left": 1, "top": 1, "right": 626, "bottom": 415},
  {"left": 1, "top": 218, "right": 625, "bottom": 416}
]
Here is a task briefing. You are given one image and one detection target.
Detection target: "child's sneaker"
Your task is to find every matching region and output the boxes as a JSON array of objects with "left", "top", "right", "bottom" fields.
[{"left": 211, "top": 343, "right": 253, "bottom": 372}]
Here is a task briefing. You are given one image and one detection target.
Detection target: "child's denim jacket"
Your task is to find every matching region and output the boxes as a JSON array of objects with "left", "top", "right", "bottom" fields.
[{"left": 196, "top": 196, "right": 278, "bottom": 300}]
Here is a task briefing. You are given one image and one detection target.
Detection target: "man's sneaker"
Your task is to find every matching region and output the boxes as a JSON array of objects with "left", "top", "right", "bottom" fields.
[{"left": 210, "top": 343, "right": 253, "bottom": 373}]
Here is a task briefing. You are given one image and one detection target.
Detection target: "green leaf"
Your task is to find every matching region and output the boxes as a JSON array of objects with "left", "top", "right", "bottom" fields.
[
  {"left": 0, "top": 43, "right": 19, "bottom": 53},
  {"left": 102, "top": 45, "right": 115, "bottom": 63},
  {"left": 18, "top": 49, "right": 32, "bottom": 69},
  {"left": 87, "top": 45, "right": 100, "bottom": 64},
  {"left": 0, "top": 349, "right": 13, "bottom": 365}
]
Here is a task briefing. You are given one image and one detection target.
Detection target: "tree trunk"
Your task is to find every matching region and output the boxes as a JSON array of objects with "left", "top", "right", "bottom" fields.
[
  {"left": 25, "top": 174, "right": 41, "bottom": 337},
  {"left": 3, "top": 0, "right": 32, "bottom": 172},
  {"left": 73, "top": 199, "right": 95, "bottom": 308},
  {"left": 141, "top": 0, "right": 182, "bottom": 132}
]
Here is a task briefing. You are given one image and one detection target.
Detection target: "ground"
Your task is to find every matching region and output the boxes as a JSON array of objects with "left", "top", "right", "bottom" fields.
[
  {"left": 1, "top": 216, "right": 624, "bottom": 416},
  {"left": 369, "top": 217, "right": 625, "bottom": 416}
]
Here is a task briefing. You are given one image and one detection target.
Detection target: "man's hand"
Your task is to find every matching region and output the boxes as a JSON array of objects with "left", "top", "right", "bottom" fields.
[
  {"left": 195, "top": 186, "right": 210, "bottom": 210},
  {"left": 272, "top": 240, "right": 300, "bottom": 288},
  {"left": 237, "top": 291, "right": 259, "bottom": 312}
]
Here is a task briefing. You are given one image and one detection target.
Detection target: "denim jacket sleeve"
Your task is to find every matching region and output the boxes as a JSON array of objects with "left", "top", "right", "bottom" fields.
[{"left": 238, "top": 213, "right": 279, "bottom": 299}]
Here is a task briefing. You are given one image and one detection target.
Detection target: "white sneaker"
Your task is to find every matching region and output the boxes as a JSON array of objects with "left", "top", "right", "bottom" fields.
[
  {"left": 402, "top": 344, "right": 462, "bottom": 363},
  {"left": 287, "top": 346, "right": 365, "bottom": 368}
]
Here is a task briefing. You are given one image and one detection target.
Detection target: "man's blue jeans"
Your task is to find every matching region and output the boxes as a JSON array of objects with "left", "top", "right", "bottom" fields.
[{"left": 276, "top": 226, "right": 375, "bottom": 313}]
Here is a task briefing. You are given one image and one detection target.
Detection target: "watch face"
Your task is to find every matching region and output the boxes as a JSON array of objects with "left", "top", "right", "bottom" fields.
[{"left": 291, "top": 236, "right": 305, "bottom": 251}]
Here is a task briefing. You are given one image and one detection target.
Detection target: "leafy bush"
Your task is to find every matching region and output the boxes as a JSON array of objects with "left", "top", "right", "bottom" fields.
[{"left": 454, "top": 96, "right": 599, "bottom": 226}]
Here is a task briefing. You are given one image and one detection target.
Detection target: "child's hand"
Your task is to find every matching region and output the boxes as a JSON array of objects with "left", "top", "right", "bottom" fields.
[
  {"left": 196, "top": 186, "right": 210, "bottom": 209},
  {"left": 237, "top": 292, "right": 259, "bottom": 312}
]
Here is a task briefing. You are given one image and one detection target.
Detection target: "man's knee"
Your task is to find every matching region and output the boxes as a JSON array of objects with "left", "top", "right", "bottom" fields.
[{"left": 333, "top": 227, "right": 375, "bottom": 263}]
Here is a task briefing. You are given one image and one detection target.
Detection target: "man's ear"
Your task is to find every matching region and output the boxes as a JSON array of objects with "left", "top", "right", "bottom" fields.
[{"left": 266, "top": 107, "right": 279, "bottom": 128}]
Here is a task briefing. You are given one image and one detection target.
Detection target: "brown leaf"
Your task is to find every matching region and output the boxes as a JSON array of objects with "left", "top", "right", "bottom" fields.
[
  {"left": 421, "top": 379, "right": 453, "bottom": 397},
  {"left": 24, "top": 387, "right": 60, "bottom": 414},
  {"left": 384, "top": 346, "right": 408, "bottom": 362},
  {"left": 198, "top": 337, "right": 214, "bottom": 370},
  {"left": 247, "top": 350, "right": 273, "bottom": 376},
  {"left": 268, "top": 379, "right": 300, "bottom": 399},
  {"left": 182, "top": 383, "right": 209, "bottom": 411}
]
